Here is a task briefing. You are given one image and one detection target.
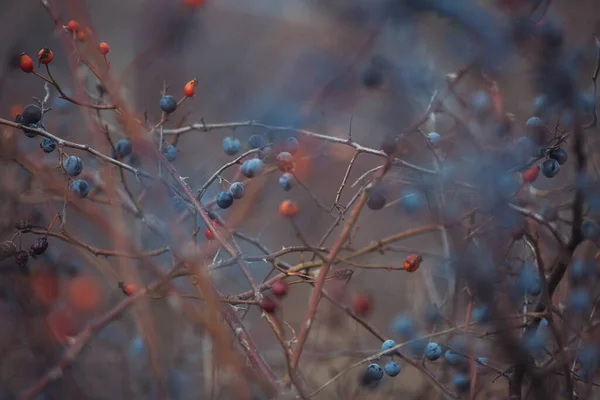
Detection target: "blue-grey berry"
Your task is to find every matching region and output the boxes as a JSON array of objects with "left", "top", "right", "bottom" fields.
[
  {"left": 365, "top": 363, "right": 384, "bottom": 381},
  {"left": 223, "top": 137, "right": 241, "bottom": 156},
  {"left": 241, "top": 158, "right": 264, "bottom": 178},
  {"left": 159, "top": 95, "right": 177, "bottom": 114},
  {"left": 424, "top": 342, "right": 442, "bottom": 361},
  {"left": 216, "top": 192, "right": 234, "bottom": 209},
  {"left": 114, "top": 139, "right": 133, "bottom": 159},
  {"left": 40, "top": 137, "right": 57, "bottom": 153},
  {"left": 381, "top": 339, "right": 396, "bottom": 355},
  {"left": 163, "top": 145, "right": 177, "bottom": 162},
  {"left": 63, "top": 156, "right": 83, "bottom": 176},
  {"left": 229, "top": 182, "right": 245, "bottom": 199},
  {"left": 70, "top": 179, "right": 90, "bottom": 198},
  {"left": 279, "top": 173, "right": 294, "bottom": 191},
  {"left": 284, "top": 137, "right": 299, "bottom": 154},
  {"left": 384, "top": 361, "right": 401, "bottom": 377},
  {"left": 248, "top": 135, "right": 266, "bottom": 150}
]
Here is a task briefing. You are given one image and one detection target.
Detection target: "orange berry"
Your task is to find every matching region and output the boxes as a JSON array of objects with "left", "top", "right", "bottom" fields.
[
  {"left": 19, "top": 53, "right": 34, "bottom": 73},
  {"left": 522, "top": 165, "right": 540, "bottom": 183},
  {"left": 279, "top": 200, "right": 298, "bottom": 219},
  {"left": 66, "top": 20, "right": 80, "bottom": 32},
  {"left": 66, "top": 275, "right": 101, "bottom": 314},
  {"left": 37, "top": 48, "right": 53, "bottom": 66},
  {"left": 31, "top": 269, "right": 60, "bottom": 306},
  {"left": 98, "top": 42, "right": 110, "bottom": 55},
  {"left": 184, "top": 79, "right": 198, "bottom": 97},
  {"left": 403, "top": 254, "right": 422, "bottom": 272},
  {"left": 351, "top": 293, "right": 372, "bottom": 316},
  {"left": 77, "top": 27, "right": 93, "bottom": 42},
  {"left": 119, "top": 282, "right": 137, "bottom": 296}
]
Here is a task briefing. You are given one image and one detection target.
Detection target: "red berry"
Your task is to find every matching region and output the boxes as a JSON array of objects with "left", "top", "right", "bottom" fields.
[
  {"left": 119, "top": 281, "right": 137, "bottom": 296},
  {"left": 351, "top": 293, "right": 372, "bottom": 316},
  {"left": 279, "top": 200, "right": 298, "bottom": 219},
  {"left": 66, "top": 20, "right": 80, "bottom": 32},
  {"left": 205, "top": 220, "right": 218, "bottom": 240},
  {"left": 37, "top": 48, "right": 53, "bottom": 66},
  {"left": 184, "top": 79, "right": 197, "bottom": 97},
  {"left": 403, "top": 254, "right": 422, "bottom": 272},
  {"left": 19, "top": 53, "right": 34, "bottom": 73},
  {"left": 522, "top": 165, "right": 540, "bottom": 183},
  {"left": 259, "top": 297, "right": 277, "bottom": 313},
  {"left": 271, "top": 280, "right": 289, "bottom": 298},
  {"left": 98, "top": 42, "right": 110, "bottom": 55}
]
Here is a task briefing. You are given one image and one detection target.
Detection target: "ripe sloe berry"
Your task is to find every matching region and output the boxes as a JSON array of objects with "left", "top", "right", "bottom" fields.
[
  {"left": 381, "top": 339, "right": 396, "bottom": 355},
  {"left": 40, "top": 137, "right": 57, "bottom": 153},
  {"left": 258, "top": 146, "right": 273, "bottom": 161},
  {"left": 581, "top": 219, "right": 600, "bottom": 239},
  {"left": 113, "top": 139, "right": 133, "bottom": 159},
  {"left": 516, "top": 267, "right": 541, "bottom": 297},
  {"left": 284, "top": 137, "right": 299, "bottom": 155},
  {"left": 453, "top": 374, "right": 470, "bottom": 393},
  {"left": 63, "top": 155, "right": 83, "bottom": 176},
  {"left": 216, "top": 192, "right": 234, "bottom": 209},
  {"left": 229, "top": 182, "right": 245, "bottom": 199},
  {"left": 162, "top": 145, "right": 177, "bottom": 162},
  {"left": 567, "top": 289, "right": 591, "bottom": 314},
  {"left": 223, "top": 137, "right": 241, "bottom": 156},
  {"left": 24, "top": 124, "right": 39, "bottom": 138},
  {"left": 549, "top": 147, "right": 568, "bottom": 165},
  {"left": 241, "top": 158, "right": 264, "bottom": 178},
  {"left": 30, "top": 237, "right": 48, "bottom": 255},
  {"left": 384, "top": 361, "right": 401, "bottom": 377},
  {"left": 541, "top": 159, "right": 560, "bottom": 178},
  {"left": 424, "top": 342, "right": 442, "bottom": 361},
  {"left": 365, "top": 363, "right": 384, "bottom": 381},
  {"left": 367, "top": 185, "right": 387, "bottom": 210},
  {"left": 427, "top": 132, "right": 441, "bottom": 147},
  {"left": 279, "top": 173, "right": 294, "bottom": 192},
  {"left": 248, "top": 135, "right": 266, "bottom": 149},
  {"left": 20, "top": 104, "right": 42, "bottom": 126},
  {"left": 70, "top": 179, "right": 90, "bottom": 198},
  {"left": 159, "top": 95, "right": 177, "bottom": 114},
  {"left": 390, "top": 314, "right": 415, "bottom": 338},
  {"left": 444, "top": 350, "right": 466, "bottom": 366}
]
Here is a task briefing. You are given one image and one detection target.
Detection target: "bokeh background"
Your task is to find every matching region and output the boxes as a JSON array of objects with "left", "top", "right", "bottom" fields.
[{"left": 1, "top": 0, "right": 600, "bottom": 399}]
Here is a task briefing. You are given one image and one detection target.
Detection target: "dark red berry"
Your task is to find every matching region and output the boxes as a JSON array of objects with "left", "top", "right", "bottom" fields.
[
  {"left": 351, "top": 293, "right": 372, "bottom": 316},
  {"left": 259, "top": 297, "right": 277, "bottom": 313},
  {"left": 271, "top": 280, "right": 289, "bottom": 298},
  {"left": 30, "top": 237, "right": 49, "bottom": 255},
  {"left": 14, "top": 250, "right": 29, "bottom": 267}
]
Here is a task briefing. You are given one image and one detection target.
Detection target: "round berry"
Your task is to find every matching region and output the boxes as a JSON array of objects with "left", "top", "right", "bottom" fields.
[
  {"left": 14, "top": 250, "right": 29, "bottom": 267},
  {"left": 271, "top": 280, "right": 289, "bottom": 298},
  {"left": 159, "top": 95, "right": 177, "bottom": 114},
  {"left": 581, "top": 219, "right": 600, "bottom": 239},
  {"left": 570, "top": 259, "right": 592, "bottom": 282},
  {"left": 40, "top": 137, "right": 57, "bottom": 153},
  {"left": 279, "top": 199, "right": 298, "bottom": 219},
  {"left": 259, "top": 297, "right": 277, "bottom": 313},
  {"left": 222, "top": 137, "right": 240, "bottom": 156},
  {"left": 361, "top": 64, "right": 384, "bottom": 89},
  {"left": 567, "top": 289, "right": 591, "bottom": 314},
  {"left": 367, "top": 186, "right": 387, "bottom": 210},
  {"left": 162, "top": 145, "right": 177, "bottom": 162},
  {"left": 453, "top": 374, "right": 470, "bottom": 392},
  {"left": 423, "top": 304, "right": 442, "bottom": 326},
  {"left": 472, "top": 304, "right": 492, "bottom": 323},
  {"left": 275, "top": 152, "right": 294, "bottom": 172},
  {"left": 30, "top": 237, "right": 49, "bottom": 255},
  {"left": 444, "top": 350, "right": 466, "bottom": 366},
  {"left": 204, "top": 221, "right": 218, "bottom": 240},
  {"left": 63, "top": 155, "right": 83, "bottom": 176},
  {"left": 229, "top": 182, "right": 245, "bottom": 199},
  {"left": 24, "top": 123, "right": 39, "bottom": 138},
  {"left": 541, "top": 159, "right": 560, "bottom": 178},
  {"left": 19, "top": 53, "right": 34, "bottom": 73},
  {"left": 522, "top": 165, "right": 540, "bottom": 183},
  {"left": 390, "top": 314, "right": 415, "bottom": 338},
  {"left": 216, "top": 192, "right": 234, "bottom": 209},
  {"left": 365, "top": 363, "right": 384, "bottom": 381},
  {"left": 549, "top": 147, "right": 568, "bottom": 165},
  {"left": 184, "top": 79, "right": 197, "bottom": 97},
  {"left": 70, "top": 179, "right": 90, "bottom": 198},
  {"left": 403, "top": 253, "right": 422, "bottom": 273},
  {"left": 351, "top": 293, "right": 372, "bottom": 316},
  {"left": 424, "top": 342, "right": 442, "bottom": 361},
  {"left": 384, "top": 361, "right": 401, "bottom": 377},
  {"left": 113, "top": 139, "right": 132, "bottom": 159},
  {"left": 20, "top": 104, "right": 42, "bottom": 126},
  {"left": 241, "top": 158, "right": 264, "bottom": 178},
  {"left": 98, "top": 42, "right": 110, "bottom": 55},
  {"left": 401, "top": 188, "right": 425, "bottom": 213},
  {"left": 427, "top": 132, "right": 441, "bottom": 147},
  {"left": 284, "top": 137, "right": 299, "bottom": 154},
  {"left": 37, "top": 48, "right": 54, "bottom": 65},
  {"left": 248, "top": 134, "right": 266, "bottom": 150},
  {"left": 381, "top": 339, "right": 396, "bottom": 355},
  {"left": 516, "top": 267, "right": 541, "bottom": 297},
  {"left": 66, "top": 20, "right": 80, "bottom": 32},
  {"left": 279, "top": 173, "right": 294, "bottom": 192}
]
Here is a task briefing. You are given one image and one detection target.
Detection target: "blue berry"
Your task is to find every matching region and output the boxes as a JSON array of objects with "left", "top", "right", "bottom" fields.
[
  {"left": 223, "top": 137, "right": 241, "bottom": 156},
  {"left": 258, "top": 146, "right": 273, "bottom": 160},
  {"left": 409, "top": 338, "right": 426, "bottom": 356},
  {"left": 162, "top": 145, "right": 177, "bottom": 162},
  {"left": 241, "top": 158, "right": 264, "bottom": 178},
  {"left": 426, "top": 132, "right": 441, "bottom": 147},
  {"left": 279, "top": 173, "right": 294, "bottom": 191},
  {"left": 581, "top": 219, "right": 600, "bottom": 239},
  {"left": 20, "top": 104, "right": 42, "bottom": 126},
  {"left": 444, "top": 350, "right": 466, "bottom": 366},
  {"left": 361, "top": 63, "right": 384, "bottom": 89},
  {"left": 159, "top": 95, "right": 177, "bottom": 114},
  {"left": 384, "top": 361, "right": 401, "bottom": 377},
  {"left": 570, "top": 259, "right": 592, "bottom": 282},
  {"left": 541, "top": 159, "right": 560, "bottom": 178},
  {"left": 229, "top": 182, "right": 245, "bottom": 199},
  {"left": 423, "top": 304, "right": 442, "bottom": 326},
  {"left": 367, "top": 186, "right": 387, "bottom": 210},
  {"left": 453, "top": 374, "right": 470, "bottom": 392},
  {"left": 567, "top": 289, "right": 591, "bottom": 314},
  {"left": 548, "top": 147, "right": 568, "bottom": 165},
  {"left": 381, "top": 339, "right": 396, "bottom": 355},
  {"left": 113, "top": 139, "right": 133, "bottom": 159},
  {"left": 365, "top": 363, "right": 384, "bottom": 381},
  {"left": 216, "top": 192, "right": 234, "bottom": 209},
  {"left": 63, "top": 155, "right": 83, "bottom": 176},
  {"left": 284, "top": 137, "right": 299, "bottom": 154},
  {"left": 401, "top": 188, "right": 425, "bottom": 213},
  {"left": 70, "top": 179, "right": 90, "bottom": 198},
  {"left": 24, "top": 123, "right": 39, "bottom": 138},
  {"left": 390, "top": 314, "right": 415, "bottom": 338},
  {"left": 516, "top": 267, "right": 541, "bottom": 297},
  {"left": 248, "top": 135, "right": 266, "bottom": 149},
  {"left": 424, "top": 342, "right": 442, "bottom": 361},
  {"left": 40, "top": 137, "right": 57, "bottom": 153},
  {"left": 471, "top": 304, "right": 492, "bottom": 323}
]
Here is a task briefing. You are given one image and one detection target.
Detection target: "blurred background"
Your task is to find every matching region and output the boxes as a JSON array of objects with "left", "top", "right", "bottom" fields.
[{"left": 1, "top": 0, "right": 600, "bottom": 399}]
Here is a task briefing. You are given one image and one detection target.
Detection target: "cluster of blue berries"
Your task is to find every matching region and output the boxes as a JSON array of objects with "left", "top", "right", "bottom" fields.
[
  {"left": 62, "top": 155, "right": 90, "bottom": 199},
  {"left": 216, "top": 182, "right": 246, "bottom": 210}
]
